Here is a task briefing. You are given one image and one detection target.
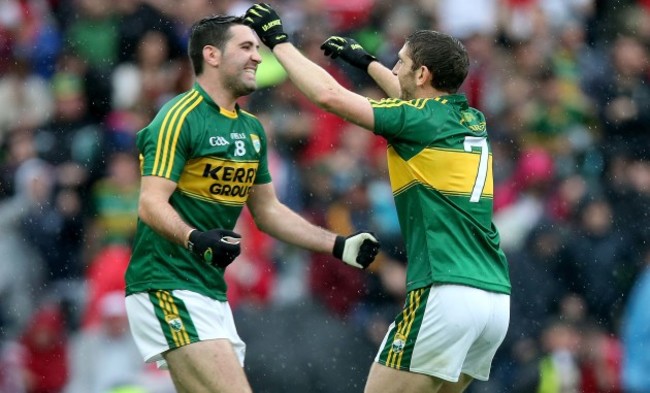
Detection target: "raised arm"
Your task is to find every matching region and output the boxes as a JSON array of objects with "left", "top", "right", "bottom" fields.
[
  {"left": 243, "top": 4, "right": 375, "bottom": 131},
  {"left": 368, "top": 59, "right": 400, "bottom": 98},
  {"left": 321, "top": 36, "right": 400, "bottom": 98}
]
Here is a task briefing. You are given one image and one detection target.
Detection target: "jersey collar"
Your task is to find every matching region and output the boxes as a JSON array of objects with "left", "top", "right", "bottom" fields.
[
  {"left": 434, "top": 93, "right": 469, "bottom": 109},
  {"left": 193, "top": 82, "right": 240, "bottom": 119}
]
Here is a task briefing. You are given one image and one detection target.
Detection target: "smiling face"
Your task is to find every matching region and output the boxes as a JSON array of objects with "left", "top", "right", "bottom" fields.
[{"left": 218, "top": 25, "right": 262, "bottom": 97}]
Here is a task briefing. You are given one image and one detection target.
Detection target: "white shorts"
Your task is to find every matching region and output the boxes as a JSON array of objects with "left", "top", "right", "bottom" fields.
[
  {"left": 375, "top": 284, "right": 510, "bottom": 382},
  {"left": 125, "top": 290, "right": 246, "bottom": 369}
]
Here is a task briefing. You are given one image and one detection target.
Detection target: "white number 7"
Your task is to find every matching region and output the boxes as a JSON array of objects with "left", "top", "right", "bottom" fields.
[{"left": 463, "top": 136, "right": 489, "bottom": 203}]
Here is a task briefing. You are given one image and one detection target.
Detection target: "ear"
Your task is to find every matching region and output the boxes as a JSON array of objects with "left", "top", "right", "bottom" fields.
[
  {"left": 203, "top": 45, "right": 221, "bottom": 68},
  {"left": 416, "top": 65, "right": 431, "bottom": 88}
]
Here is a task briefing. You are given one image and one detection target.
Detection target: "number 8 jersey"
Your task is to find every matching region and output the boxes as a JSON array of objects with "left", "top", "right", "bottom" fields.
[
  {"left": 370, "top": 94, "right": 511, "bottom": 295},
  {"left": 126, "top": 83, "right": 272, "bottom": 301}
]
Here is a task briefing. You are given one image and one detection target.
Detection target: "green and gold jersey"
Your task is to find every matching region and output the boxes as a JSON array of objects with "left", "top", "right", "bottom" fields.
[
  {"left": 371, "top": 95, "right": 510, "bottom": 294},
  {"left": 126, "top": 82, "right": 272, "bottom": 300}
]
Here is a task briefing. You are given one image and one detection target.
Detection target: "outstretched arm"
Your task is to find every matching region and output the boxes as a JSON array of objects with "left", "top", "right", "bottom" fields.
[
  {"left": 368, "top": 60, "right": 400, "bottom": 98},
  {"left": 320, "top": 36, "right": 400, "bottom": 98},
  {"left": 247, "top": 182, "right": 336, "bottom": 253},
  {"left": 272, "top": 43, "right": 375, "bottom": 130},
  {"left": 247, "top": 183, "right": 380, "bottom": 269},
  {"left": 244, "top": 3, "right": 375, "bottom": 131}
]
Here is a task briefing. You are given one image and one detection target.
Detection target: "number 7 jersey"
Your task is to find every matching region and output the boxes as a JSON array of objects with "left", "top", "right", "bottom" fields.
[{"left": 371, "top": 94, "right": 511, "bottom": 294}]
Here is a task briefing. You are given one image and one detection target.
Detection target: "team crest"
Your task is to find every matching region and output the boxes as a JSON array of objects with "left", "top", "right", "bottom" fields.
[
  {"left": 250, "top": 134, "right": 261, "bottom": 153},
  {"left": 392, "top": 333, "right": 406, "bottom": 354},
  {"left": 165, "top": 314, "right": 184, "bottom": 332}
]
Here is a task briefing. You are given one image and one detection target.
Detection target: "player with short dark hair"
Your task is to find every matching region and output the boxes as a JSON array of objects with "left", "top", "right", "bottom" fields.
[
  {"left": 125, "top": 14, "right": 380, "bottom": 393},
  {"left": 244, "top": 4, "right": 511, "bottom": 392}
]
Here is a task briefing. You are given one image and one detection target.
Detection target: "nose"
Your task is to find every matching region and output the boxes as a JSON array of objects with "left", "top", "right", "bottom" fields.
[
  {"left": 252, "top": 48, "right": 262, "bottom": 64},
  {"left": 391, "top": 63, "right": 399, "bottom": 75}
]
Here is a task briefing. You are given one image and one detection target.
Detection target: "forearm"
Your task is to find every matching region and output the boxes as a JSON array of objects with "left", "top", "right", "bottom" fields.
[
  {"left": 368, "top": 61, "right": 400, "bottom": 98},
  {"left": 271, "top": 42, "right": 375, "bottom": 130},
  {"left": 139, "top": 198, "right": 194, "bottom": 248},
  {"left": 253, "top": 202, "right": 336, "bottom": 254},
  {"left": 272, "top": 43, "right": 342, "bottom": 111}
]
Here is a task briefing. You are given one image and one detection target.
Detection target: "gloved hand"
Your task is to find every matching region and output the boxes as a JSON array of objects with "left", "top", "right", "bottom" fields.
[
  {"left": 243, "top": 3, "right": 288, "bottom": 49},
  {"left": 320, "top": 36, "right": 377, "bottom": 71},
  {"left": 187, "top": 229, "right": 242, "bottom": 269},
  {"left": 333, "top": 231, "right": 380, "bottom": 269}
]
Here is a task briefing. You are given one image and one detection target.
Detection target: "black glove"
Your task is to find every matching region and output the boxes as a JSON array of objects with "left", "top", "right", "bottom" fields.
[
  {"left": 187, "top": 229, "right": 241, "bottom": 269},
  {"left": 321, "top": 36, "right": 377, "bottom": 71},
  {"left": 333, "top": 231, "right": 380, "bottom": 269},
  {"left": 243, "top": 3, "right": 288, "bottom": 49}
]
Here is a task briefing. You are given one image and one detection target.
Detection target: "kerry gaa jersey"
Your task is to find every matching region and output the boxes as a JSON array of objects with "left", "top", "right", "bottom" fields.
[
  {"left": 371, "top": 94, "right": 510, "bottom": 294},
  {"left": 126, "top": 82, "right": 272, "bottom": 301}
]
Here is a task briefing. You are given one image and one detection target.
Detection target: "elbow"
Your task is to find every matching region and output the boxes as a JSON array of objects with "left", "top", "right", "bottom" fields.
[
  {"left": 137, "top": 195, "right": 156, "bottom": 226},
  {"left": 313, "top": 87, "right": 341, "bottom": 113},
  {"left": 137, "top": 202, "right": 151, "bottom": 225}
]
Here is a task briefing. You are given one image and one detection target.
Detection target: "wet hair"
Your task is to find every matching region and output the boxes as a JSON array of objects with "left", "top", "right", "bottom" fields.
[
  {"left": 405, "top": 30, "right": 469, "bottom": 93},
  {"left": 188, "top": 15, "right": 245, "bottom": 76}
]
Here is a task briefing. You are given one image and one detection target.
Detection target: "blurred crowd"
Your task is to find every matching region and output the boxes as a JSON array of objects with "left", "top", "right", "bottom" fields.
[{"left": 1, "top": 0, "right": 650, "bottom": 392}]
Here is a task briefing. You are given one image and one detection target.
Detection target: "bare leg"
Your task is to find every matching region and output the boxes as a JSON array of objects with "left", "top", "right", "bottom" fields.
[
  {"left": 438, "top": 374, "right": 474, "bottom": 393},
  {"left": 364, "top": 363, "right": 474, "bottom": 393},
  {"left": 164, "top": 339, "right": 253, "bottom": 393}
]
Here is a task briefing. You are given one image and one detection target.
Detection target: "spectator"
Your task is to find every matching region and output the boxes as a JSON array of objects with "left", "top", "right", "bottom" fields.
[
  {"left": 65, "top": 291, "right": 174, "bottom": 393},
  {"left": 560, "top": 195, "right": 635, "bottom": 328},
  {"left": 63, "top": 0, "right": 118, "bottom": 71},
  {"left": 493, "top": 147, "right": 556, "bottom": 252},
  {"left": 0, "top": 158, "right": 51, "bottom": 337},
  {"left": 86, "top": 150, "right": 140, "bottom": 257},
  {"left": 111, "top": 29, "right": 183, "bottom": 113},
  {"left": 80, "top": 245, "right": 131, "bottom": 330},
  {"left": 19, "top": 303, "right": 69, "bottom": 393},
  {"left": 0, "top": 58, "right": 53, "bottom": 139},
  {"left": 621, "top": 247, "right": 650, "bottom": 393}
]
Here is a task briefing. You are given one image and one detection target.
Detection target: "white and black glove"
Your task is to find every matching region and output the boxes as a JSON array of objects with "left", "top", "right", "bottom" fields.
[
  {"left": 187, "top": 229, "right": 241, "bottom": 269},
  {"left": 332, "top": 231, "right": 380, "bottom": 269}
]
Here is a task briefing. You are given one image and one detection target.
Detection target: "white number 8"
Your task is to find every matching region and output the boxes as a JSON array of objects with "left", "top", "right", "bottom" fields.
[{"left": 234, "top": 140, "right": 246, "bottom": 156}]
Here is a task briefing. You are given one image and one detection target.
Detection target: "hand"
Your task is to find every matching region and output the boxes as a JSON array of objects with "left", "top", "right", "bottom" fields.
[
  {"left": 333, "top": 231, "right": 380, "bottom": 269},
  {"left": 320, "top": 36, "right": 377, "bottom": 71},
  {"left": 187, "top": 229, "right": 242, "bottom": 269},
  {"left": 243, "top": 3, "right": 288, "bottom": 49}
]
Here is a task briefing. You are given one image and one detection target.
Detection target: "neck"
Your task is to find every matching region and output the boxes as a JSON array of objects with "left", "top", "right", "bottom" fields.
[
  {"left": 195, "top": 76, "right": 237, "bottom": 111},
  {"left": 428, "top": 87, "right": 451, "bottom": 99}
]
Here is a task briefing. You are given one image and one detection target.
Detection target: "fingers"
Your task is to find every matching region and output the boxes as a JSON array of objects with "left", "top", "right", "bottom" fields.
[
  {"left": 349, "top": 232, "right": 380, "bottom": 269},
  {"left": 356, "top": 239, "right": 380, "bottom": 268},
  {"left": 321, "top": 41, "right": 344, "bottom": 59}
]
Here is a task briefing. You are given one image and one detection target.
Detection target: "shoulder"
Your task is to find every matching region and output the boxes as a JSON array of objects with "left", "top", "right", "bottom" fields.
[
  {"left": 238, "top": 108, "right": 264, "bottom": 128},
  {"left": 370, "top": 98, "right": 431, "bottom": 108},
  {"left": 150, "top": 89, "right": 206, "bottom": 128},
  {"left": 158, "top": 89, "right": 204, "bottom": 114}
]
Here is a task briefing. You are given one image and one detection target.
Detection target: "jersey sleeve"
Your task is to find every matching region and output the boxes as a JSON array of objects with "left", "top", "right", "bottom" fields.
[
  {"left": 137, "top": 95, "right": 198, "bottom": 182},
  {"left": 370, "top": 98, "right": 438, "bottom": 143}
]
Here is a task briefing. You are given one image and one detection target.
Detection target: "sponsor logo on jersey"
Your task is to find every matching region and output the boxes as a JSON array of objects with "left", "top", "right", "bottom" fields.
[{"left": 177, "top": 157, "right": 259, "bottom": 205}]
